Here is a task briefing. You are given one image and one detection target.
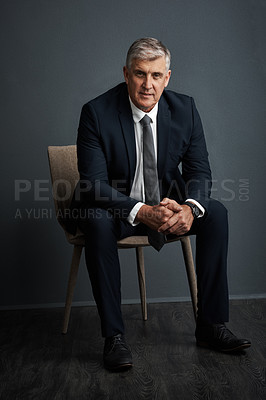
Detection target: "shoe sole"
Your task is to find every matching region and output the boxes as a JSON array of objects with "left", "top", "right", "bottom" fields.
[{"left": 196, "top": 340, "right": 251, "bottom": 352}]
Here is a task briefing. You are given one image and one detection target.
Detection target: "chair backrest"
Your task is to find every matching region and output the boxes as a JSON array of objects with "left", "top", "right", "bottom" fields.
[{"left": 47, "top": 145, "right": 78, "bottom": 230}]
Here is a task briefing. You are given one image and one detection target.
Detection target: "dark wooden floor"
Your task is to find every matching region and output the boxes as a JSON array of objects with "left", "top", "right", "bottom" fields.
[{"left": 0, "top": 299, "right": 265, "bottom": 400}]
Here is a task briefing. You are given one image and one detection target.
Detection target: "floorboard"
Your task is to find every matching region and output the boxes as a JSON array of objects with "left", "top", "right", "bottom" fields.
[{"left": 0, "top": 299, "right": 265, "bottom": 400}]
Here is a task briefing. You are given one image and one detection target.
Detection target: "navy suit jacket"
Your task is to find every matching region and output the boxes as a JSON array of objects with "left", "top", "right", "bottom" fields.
[{"left": 69, "top": 82, "right": 211, "bottom": 233}]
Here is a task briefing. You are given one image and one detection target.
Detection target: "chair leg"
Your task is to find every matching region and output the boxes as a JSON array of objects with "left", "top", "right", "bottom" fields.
[
  {"left": 62, "top": 245, "right": 83, "bottom": 334},
  {"left": 135, "top": 247, "right": 148, "bottom": 321},
  {"left": 180, "top": 236, "right": 197, "bottom": 321}
]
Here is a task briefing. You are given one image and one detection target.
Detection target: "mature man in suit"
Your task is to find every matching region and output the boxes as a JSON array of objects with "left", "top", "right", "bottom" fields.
[{"left": 74, "top": 38, "right": 251, "bottom": 370}]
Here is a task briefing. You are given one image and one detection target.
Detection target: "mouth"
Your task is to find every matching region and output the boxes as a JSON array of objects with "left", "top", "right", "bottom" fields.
[{"left": 139, "top": 92, "right": 153, "bottom": 98}]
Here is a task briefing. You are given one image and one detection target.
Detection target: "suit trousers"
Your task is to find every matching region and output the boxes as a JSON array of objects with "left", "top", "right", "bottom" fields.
[{"left": 78, "top": 198, "right": 229, "bottom": 338}]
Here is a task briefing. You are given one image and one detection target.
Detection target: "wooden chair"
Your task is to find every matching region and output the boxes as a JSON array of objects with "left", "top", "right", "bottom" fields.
[{"left": 47, "top": 145, "right": 197, "bottom": 334}]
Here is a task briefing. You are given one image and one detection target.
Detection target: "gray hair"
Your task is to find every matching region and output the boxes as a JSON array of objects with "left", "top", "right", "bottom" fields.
[{"left": 126, "top": 37, "right": 171, "bottom": 71}]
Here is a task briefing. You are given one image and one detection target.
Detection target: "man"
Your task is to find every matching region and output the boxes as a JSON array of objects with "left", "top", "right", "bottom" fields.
[{"left": 73, "top": 38, "right": 251, "bottom": 371}]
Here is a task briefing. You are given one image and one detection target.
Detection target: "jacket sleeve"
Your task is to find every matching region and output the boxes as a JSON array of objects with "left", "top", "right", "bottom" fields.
[
  {"left": 181, "top": 98, "right": 212, "bottom": 212},
  {"left": 75, "top": 102, "right": 138, "bottom": 218}
]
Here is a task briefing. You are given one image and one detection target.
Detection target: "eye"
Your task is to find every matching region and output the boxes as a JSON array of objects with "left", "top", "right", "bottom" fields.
[
  {"left": 153, "top": 73, "right": 163, "bottom": 79},
  {"left": 135, "top": 71, "right": 145, "bottom": 77}
]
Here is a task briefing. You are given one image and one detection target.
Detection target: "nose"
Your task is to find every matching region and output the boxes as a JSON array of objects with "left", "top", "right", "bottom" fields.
[{"left": 142, "top": 75, "right": 152, "bottom": 90}]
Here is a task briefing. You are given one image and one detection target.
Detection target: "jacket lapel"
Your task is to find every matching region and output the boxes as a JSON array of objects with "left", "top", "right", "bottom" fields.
[
  {"left": 118, "top": 85, "right": 136, "bottom": 184},
  {"left": 157, "top": 95, "right": 171, "bottom": 181}
]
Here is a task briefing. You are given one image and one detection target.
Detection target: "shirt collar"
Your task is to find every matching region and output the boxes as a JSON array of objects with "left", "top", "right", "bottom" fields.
[{"left": 129, "top": 97, "right": 158, "bottom": 124}]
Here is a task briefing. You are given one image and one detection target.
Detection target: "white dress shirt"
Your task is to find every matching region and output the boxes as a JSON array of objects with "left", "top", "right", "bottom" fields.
[{"left": 127, "top": 97, "right": 204, "bottom": 225}]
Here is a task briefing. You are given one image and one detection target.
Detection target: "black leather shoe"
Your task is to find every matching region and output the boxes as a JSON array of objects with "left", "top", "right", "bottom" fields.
[
  {"left": 195, "top": 323, "right": 251, "bottom": 352},
  {"left": 103, "top": 334, "right": 133, "bottom": 371}
]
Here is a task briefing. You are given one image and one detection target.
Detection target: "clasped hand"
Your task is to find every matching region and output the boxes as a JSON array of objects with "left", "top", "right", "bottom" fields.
[{"left": 136, "top": 197, "right": 194, "bottom": 236}]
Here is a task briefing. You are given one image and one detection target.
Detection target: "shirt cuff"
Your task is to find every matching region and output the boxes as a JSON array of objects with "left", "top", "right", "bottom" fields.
[
  {"left": 185, "top": 199, "right": 205, "bottom": 217},
  {"left": 127, "top": 202, "right": 145, "bottom": 226}
]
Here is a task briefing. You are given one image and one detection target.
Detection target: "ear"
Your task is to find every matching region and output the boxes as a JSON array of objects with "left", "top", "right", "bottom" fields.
[
  {"left": 164, "top": 70, "right": 171, "bottom": 88},
  {"left": 123, "top": 66, "right": 129, "bottom": 84}
]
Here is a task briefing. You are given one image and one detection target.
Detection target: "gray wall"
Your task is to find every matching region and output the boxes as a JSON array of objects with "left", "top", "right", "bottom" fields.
[{"left": 1, "top": 0, "right": 266, "bottom": 309}]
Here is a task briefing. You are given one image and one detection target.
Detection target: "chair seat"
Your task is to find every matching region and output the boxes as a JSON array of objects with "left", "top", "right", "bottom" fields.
[
  {"left": 118, "top": 235, "right": 150, "bottom": 248},
  {"left": 65, "top": 228, "right": 185, "bottom": 249},
  {"left": 65, "top": 229, "right": 151, "bottom": 248}
]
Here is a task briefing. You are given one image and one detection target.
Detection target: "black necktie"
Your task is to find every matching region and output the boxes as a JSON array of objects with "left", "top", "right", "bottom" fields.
[{"left": 141, "top": 114, "right": 165, "bottom": 251}]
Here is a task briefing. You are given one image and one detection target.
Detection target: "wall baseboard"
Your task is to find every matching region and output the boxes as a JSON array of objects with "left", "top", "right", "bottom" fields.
[{"left": 1, "top": 293, "right": 266, "bottom": 311}]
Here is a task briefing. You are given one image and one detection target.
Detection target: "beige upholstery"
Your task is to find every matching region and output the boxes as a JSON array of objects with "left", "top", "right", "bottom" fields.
[{"left": 47, "top": 145, "right": 197, "bottom": 334}]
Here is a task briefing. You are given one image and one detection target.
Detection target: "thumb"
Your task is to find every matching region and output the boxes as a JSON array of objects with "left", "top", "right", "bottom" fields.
[
  {"left": 160, "top": 198, "right": 182, "bottom": 211},
  {"left": 160, "top": 197, "right": 171, "bottom": 205}
]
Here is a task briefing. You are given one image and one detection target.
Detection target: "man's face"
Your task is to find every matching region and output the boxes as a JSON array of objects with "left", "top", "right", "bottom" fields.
[{"left": 123, "top": 56, "right": 171, "bottom": 112}]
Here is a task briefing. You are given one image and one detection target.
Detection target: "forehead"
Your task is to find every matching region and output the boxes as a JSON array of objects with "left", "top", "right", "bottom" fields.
[{"left": 131, "top": 56, "right": 167, "bottom": 72}]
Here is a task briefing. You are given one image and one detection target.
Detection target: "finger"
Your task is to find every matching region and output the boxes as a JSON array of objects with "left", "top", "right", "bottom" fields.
[
  {"left": 163, "top": 221, "right": 190, "bottom": 236},
  {"left": 160, "top": 201, "right": 182, "bottom": 212},
  {"left": 160, "top": 197, "right": 171, "bottom": 204},
  {"left": 160, "top": 197, "right": 180, "bottom": 205},
  {"left": 158, "top": 213, "right": 179, "bottom": 233},
  {"left": 159, "top": 211, "right": 193, "bottom": 235}
]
